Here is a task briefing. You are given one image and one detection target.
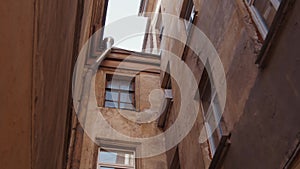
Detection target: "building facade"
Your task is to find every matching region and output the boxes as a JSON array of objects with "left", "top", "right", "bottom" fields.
[
  {"left": 141, "top": 0, "right": 300, "bottom": 169},
  {"left": 70, "top": 45, "right": 169, "bottom": 169},
  {"left": 68, "top": 0, "right": 300, "bottom": 168},
  {"left": 1, "top": 0, "right": 300, "bottom": 169}
]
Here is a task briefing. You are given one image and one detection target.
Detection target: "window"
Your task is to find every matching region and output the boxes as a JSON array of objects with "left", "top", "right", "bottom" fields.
[
  {"left": 104, "top": 74, "right": 135, "bottom": 110},
  {"left": 156, "top": 7, "right": 164, "bottom": 43},
  {"left": 246, "top": 0, "right": 281, "bottom": 39},
  {"left": 199, "top": 66, "right": 224, "bottom": 157},
  {"left": 158, "top": 63, "right": 173, "bottom": 129},
  {"left": 89, "top": 0, "right": 109, "bottom": 58},
  {"left": 180, "top": 0, "right": 197, "bottom": 33},
  {"left": 204, "top": 94, "right": 223, "bottom": 156},
  {"left": 138, "top": 0, "right": 149, "bottom": 15},
  {"left": 97, "top": 147, "right": 135, "bottom": 169},
  {"left": 170, "top": 147, "right": 181, "bottom": 169}
]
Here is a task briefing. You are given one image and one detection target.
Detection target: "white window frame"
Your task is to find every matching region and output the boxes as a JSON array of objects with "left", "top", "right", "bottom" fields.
[
  {"left": 97, "top": 146, "right": 136, "bottom": 169},
  {"left": 185, "top": 6, "right": 197, "bottom": 33},
  {"left": 245, "top": 0, "right": 281, "bottom": 39},
  {"left": 104, "top": 74, "right": 136, "bottom": 111},
  {"left": 181, "top": 0, "right": 197, "bottom": 34},
  {"left": 201, "top": 91, "right": 223, "bottom": 156},
  {"left": 199, "top": 61, "right": 224, "bottom": 157},
  {"left": 270, "top": 0, "right": 281, "bottom": 10}
]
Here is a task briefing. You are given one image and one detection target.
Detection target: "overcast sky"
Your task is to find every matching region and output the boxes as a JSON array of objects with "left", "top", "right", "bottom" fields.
[{"left": 104, "top": 0, "right": 147, "bottom": 52}]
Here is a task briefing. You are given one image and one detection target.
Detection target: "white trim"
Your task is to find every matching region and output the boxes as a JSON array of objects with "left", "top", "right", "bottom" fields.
[
  {"left": 185, "top": 6, "right": 197, "bottom": 34},
  {"left": 164, "top": 89, "right": 173, "bottom": 99},
  {"left": 200, "top": 78, "right": 223, "bottom": 157},
  {"left": 98, "top": 147, "right": 136, "bottom": 169},
  {"left": 96, "top": 138, "right": 141, "bottom": 169},
  {"left": 245, "top": 0, "right": 281, "bottom": 39},
  {"left": 247, "top": 0, "right": 280, "bottom": 10},
  {"left": 205, "top": 121, "right": 217, "bottom": 155},
  {"left": 270, "top": 0, "right": 281, "bottom": 10},
  {"left": 250, "top": 5, "right": 269, "bottom": 39}
]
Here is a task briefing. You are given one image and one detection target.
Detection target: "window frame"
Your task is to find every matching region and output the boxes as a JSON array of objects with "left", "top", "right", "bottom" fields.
[
  {"left": 158, "top": 62, "right": 174, "bottom": 129},
  {"left": 170, "top": 147, "right": 181, "bottom": 169},
  {"left": 155, "top": 7, "right": 164, "bottom": 47},
  {"left": 180, "top": 0, "right": 197, "bottom": 34},
  {"left": 245, "top": 0, "right": 281, "bottom": 39},
  {"left": 97, "top": 146, "right": 136, "bottom": 169},
  {"left": 199, "top": 65, "right": 225, "bottom": 158},
  {"left": 202, "top": 92, "right": 223, "bottom": 156},
  {"left": 104, "top": 74, "right": 136, "bottom": 111},
  {"left": 88, "top": 0, "right": 109, "bottom": 59}
]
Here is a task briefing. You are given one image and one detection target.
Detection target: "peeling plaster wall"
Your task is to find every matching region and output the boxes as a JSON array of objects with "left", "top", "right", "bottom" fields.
[
  {"left": 158, "top": 0, "right": 263, "bottom": 168},
  {"left": 223, "top": 1, "right": 300, "bottom": 168},
  {"left": 71, "top": 51, "right": 168, "bottom": 169}
]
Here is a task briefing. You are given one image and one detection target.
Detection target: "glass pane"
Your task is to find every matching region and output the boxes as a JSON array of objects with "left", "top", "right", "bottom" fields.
[
  {"left": 120, "top": 93, "right": 134, "bottom": 103},
  {"left": 100, "top": 167, "right": 116, "bottom": 169},
  {"left": 206, "top": 108, "right": 218, "bottom": 130},
  {"left": 212, "top": 95, "right": 222, "bottom": 122},
  {"left": 105, "top": 101, "right": 118, "bottom": 108},
  {"left": 204, "top": 121, "right": 216, "bottom": 155},
  {"left": 99, "top": 149, "right": 135, "bottom": 166},
  {"left": 105, "top": 91, "right": 119, "bottom": 101},
  {"left": 185, "top": 0, "right": 194, "bottom": 20},
  {"left": 107, "top": 79, "right": 121, "bottom": 90},
  {"left": 99, "top": 151, "right": 117, "bottom": 164},
  {"left": 112, "top": 81, "right": 121, "bottom": 90},
  {"left": 119, "top": 80, "right": 133, "bottom": 91},
  {"left": 107, "top": 78, "right": 134, "bottom": 91},
  {"left": 120, "top": 103, "right": 135, "bottom": 110},
  {"left": 106, "top": 80, "right": 112, "bottom": 88}
]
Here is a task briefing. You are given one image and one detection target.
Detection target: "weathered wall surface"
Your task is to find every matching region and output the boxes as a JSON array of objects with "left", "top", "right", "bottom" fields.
[
  {"left": 223, "top": 1, "right": 300, "bottom": 168},
  {"left": 0, "top": 0, "right": 79, "bottom": 168},
  {"left": 158, "top": 0, "right": 262, "bottom": 168},
  {"left": 73, "top": 50, "right": 167, "bottom": 169},
  {"left": 158, "top": 0, "right": 208, "bottom": 168},
  {"left": 32, "top": 0, "right": 78, "bottom": 168},
  {"left": 0, "top": 0, "right": 34, "bottom": 168},
  {"left": 192, "top": 0, "right": 261, "bottom": 135}
]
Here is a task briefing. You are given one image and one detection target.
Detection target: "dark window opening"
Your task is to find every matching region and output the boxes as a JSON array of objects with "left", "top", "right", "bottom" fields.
[
  {"left": 199, "top": 68, "right": 211, "bottom": 115},
  {"left": 180, "top": 0, "right": 197, "bottom": 32},
  {"left": 170, "top": 147, "right": 181, "bottom": 169}
]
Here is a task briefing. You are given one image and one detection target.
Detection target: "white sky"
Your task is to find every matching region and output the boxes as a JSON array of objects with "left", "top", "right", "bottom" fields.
[{"left": 104, "top": 0, "right": 147, "bottom": 52}]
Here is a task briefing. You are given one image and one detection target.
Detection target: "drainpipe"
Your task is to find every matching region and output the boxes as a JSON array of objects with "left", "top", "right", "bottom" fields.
[
  {"left": 66, "top": 37, "right": 114, "bottom": 169},
  {"left": 78, "top": 37, "right": 114, "bottom": 125}
]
